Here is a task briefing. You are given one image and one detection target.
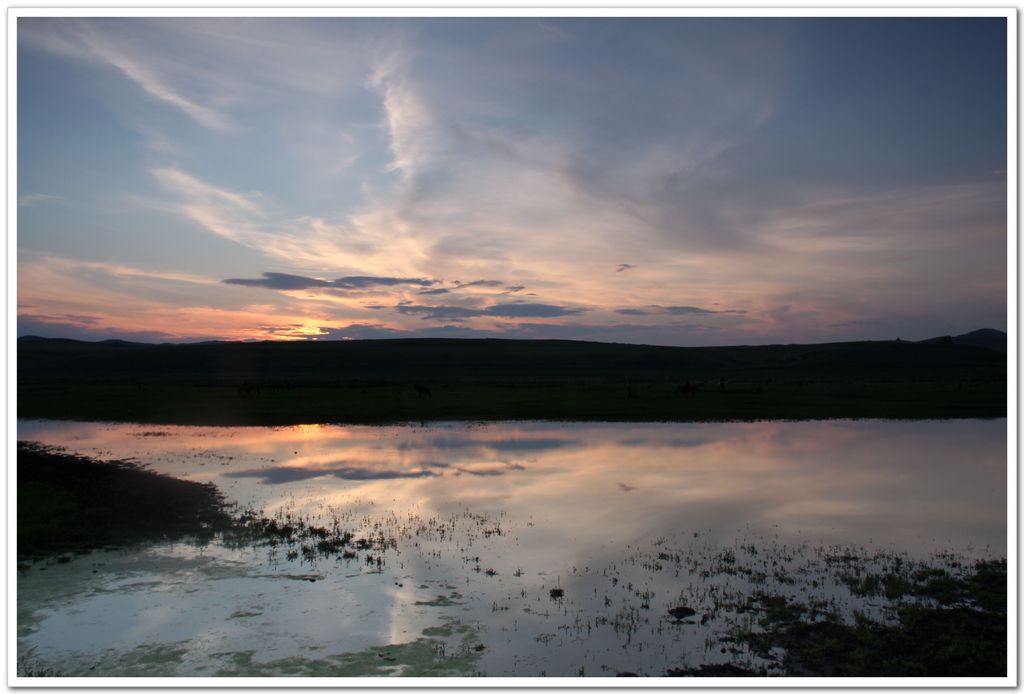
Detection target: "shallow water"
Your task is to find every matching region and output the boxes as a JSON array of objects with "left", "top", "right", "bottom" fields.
[{"left": 17, "top": 419, "right": 1006, "bottom": 677}]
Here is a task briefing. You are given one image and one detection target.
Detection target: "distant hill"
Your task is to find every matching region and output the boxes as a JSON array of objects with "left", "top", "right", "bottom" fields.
[{"left": 918, "top": 329, "right": 1006, "bottom": 352}]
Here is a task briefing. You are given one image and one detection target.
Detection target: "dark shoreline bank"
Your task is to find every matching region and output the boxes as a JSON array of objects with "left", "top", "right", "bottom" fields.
[{"left": 16, "top": 442, "right": 231, "bottom": 559}]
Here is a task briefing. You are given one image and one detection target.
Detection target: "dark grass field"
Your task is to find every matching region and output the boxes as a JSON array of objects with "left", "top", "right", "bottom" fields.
[
  {"left": 18, "top": 336, "right": 1005, "bottom": 424},
  {"left": 17, "top": 378, "right": 1007, "bottom": 425}
]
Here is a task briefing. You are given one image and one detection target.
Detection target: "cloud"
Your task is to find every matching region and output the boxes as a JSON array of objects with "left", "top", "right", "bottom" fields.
[
  {"left": 222, "top": 272, "right": 437, "bottom": 291},
  {"left": 488, "top": 438, "right": 576, "bottom": 452},
  {"left": 18, "top": 193, "right": 63, "bottom": 206},
  {"left": 20, "top": 19, "right": 389, "bottom": 133},
  {"left": 337, "top": 276, "right": 436, "bottom": 289},
  {"left": 659, "top": 305, "right": 719, "bottom": 316},
  {"left": 615, "top": 305, "right": 748, "bottom": 317},
  {"left": 615, "top": 264, "right": 635, "bottom": 272},
  {"left": 419, "top": 279, "right": 520, "bottom": 296},
  {"left": 485, "top": 303, "right": 586, "bottom": 318},
  {"left": 255, "top": 324, "right": 333, "bottom": 339},
  {"left": 316, "top": 323, "right": 485, "bottom": 340},
  {"left": 453, "top": 462, "right": 526, "bottom": 477},
  {"left": 224, "top": 273, "right": 331, "bottom": 291},
  {"left": 225, "top": 462, "right": 440, "bottom": 485},
  {"left": 827, "top": 319, "right": 871, "bottom": 329},
  {"left": 397, "top": 436, "right": 576, "bottom": 454},
  {"left": 21, "top": 19, "right": 235, "bottom": 131},
  {"left": 395, "top": 304, "right": 482, "bottom": 321},
  {"left": 151, "top": 166, "right": 394, "bottom": 270},
  {"left": 17, "top": 315, "right": 178, "bottom": 343},
  {"left": 453, "top": 279, "right": 504, "bottom": 289},
  {"left": 314, "top": 319, "right": 731, "bottom": 346},
  {"left": 395, "top": 302, "right": 586, "bottom": 321}
]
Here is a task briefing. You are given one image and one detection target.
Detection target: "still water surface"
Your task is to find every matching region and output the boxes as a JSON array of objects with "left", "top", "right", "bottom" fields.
[{"left": 17, "top": 419, "right": 1006, "bottom": 677}]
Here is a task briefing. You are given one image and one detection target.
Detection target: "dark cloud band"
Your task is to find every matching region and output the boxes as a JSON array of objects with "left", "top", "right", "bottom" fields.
[
  {"left": 224, "top": 272, "right": 437, "bottom": 291},
  {"left": 397, "top": 302, "right": 586, "bottom": 321}
]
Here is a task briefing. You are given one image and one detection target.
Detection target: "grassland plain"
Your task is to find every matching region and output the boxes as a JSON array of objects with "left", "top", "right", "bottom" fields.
[{"left": 17, "top": 337, "right": 1006, "bottom": 424}]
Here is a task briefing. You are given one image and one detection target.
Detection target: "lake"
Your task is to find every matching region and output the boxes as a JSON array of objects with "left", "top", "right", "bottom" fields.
[{"left": 16, "top": 418, "right": 1006, "bottom": 677}]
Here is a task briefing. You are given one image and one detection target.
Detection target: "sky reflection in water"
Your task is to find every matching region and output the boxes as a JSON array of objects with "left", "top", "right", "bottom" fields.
[
  {"left": 19, "top": 418, "right": 1006, "bottom": 556},
  {"left": 16, "top": 419, "right": 1006, "bottom": 677}
]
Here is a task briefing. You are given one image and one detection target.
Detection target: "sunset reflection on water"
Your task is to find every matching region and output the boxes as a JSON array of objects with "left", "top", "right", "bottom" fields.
[{"left": 19, "top": 418, "right": 1006, "bottom": 557}]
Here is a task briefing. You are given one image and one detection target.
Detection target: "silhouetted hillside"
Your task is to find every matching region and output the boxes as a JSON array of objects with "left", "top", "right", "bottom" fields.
[{"left": 919, "top": 329, "right": 1006, "bottom": 352}]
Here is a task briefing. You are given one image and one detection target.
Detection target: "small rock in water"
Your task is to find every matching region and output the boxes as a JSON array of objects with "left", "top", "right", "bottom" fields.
[{"left": 668, "top": 606, "right": 697, "bottom": 620}]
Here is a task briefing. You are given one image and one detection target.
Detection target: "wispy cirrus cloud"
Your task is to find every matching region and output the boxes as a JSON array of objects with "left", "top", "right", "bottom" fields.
[
  {"left": 18, "top": 193, "right": 63, "bottom": 207},
  {"left": 615, "top": 305, "right": 748, "bottom": 317},
  {"left": 21, "top": 19, "right": 235, "bottom": 131},
  {"left": 149, "top": 166, "right": 392, "bottom": 270}
]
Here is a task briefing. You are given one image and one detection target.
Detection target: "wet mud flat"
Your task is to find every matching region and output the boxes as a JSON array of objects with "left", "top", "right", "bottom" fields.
[{"left": 16, "top": 444, "right": 1006, "bottom": 679}]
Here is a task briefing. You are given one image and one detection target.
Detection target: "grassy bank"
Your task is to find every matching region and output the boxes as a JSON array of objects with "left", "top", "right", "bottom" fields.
[{"left": 17, "top": 442, "right": 231, "bottom": 558}]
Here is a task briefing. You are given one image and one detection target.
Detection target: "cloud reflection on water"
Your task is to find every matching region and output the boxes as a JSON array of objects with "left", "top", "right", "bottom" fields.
[{"left": 17, "top": 418, "right": 1007, "bottom": 557}]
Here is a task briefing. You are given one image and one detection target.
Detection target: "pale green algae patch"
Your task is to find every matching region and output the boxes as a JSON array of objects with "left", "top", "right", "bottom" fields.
[
  {"left": 413, "top": 591, "right": 463, "bottom": 607},
  {"left": 19, "top": 642, "right": 192, "bottom": 677},
  {"left": 213, "top": 620, "right": 483, "bottom": 677},
  {"left": 20, "top": 621, "right": 484, "bottom": 678}
]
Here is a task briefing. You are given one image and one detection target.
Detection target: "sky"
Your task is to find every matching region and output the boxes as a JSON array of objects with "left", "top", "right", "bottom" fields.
[{"left": 16, "top": 17, "right": 1008, "bottom": 345}]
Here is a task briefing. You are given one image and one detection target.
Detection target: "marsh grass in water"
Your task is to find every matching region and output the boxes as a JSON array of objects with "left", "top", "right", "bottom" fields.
[{"left": 671, "top": 555, "right": 1006, "bottom": 677}]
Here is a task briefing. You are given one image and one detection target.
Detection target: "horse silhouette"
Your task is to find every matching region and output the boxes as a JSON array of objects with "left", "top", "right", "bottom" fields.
[
  {"left": 237, "top": 382, "right": 260, "bottom": 396},
  {"left": 676, "top": 381, "right": 704, "bottom": 395}
]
